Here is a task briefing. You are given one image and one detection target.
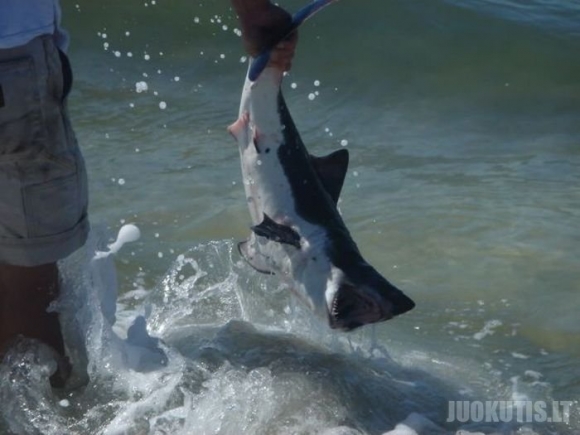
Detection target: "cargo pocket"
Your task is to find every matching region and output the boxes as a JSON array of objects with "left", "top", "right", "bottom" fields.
[
  {"left": 0, "top": 56, "right": 44, "bottom": 161},
  {"left": 23, "top": 171, "right": 81, "bottom": 238},
  {"left": 57, "top": 49, "right": 73, "bottom": 101}
]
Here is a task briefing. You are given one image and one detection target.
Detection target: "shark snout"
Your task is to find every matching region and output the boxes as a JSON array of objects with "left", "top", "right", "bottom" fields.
[{"left": 328, "top": 275, "right": 415, "bottom": 331}]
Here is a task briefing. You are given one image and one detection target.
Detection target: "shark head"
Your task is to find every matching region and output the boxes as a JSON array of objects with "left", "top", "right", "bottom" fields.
[
  {"left": 293, "top": 244, "right": 414, "bottom": 332},
  {"left": 324, "top": 263, "right": 415, "bottom": 331}
]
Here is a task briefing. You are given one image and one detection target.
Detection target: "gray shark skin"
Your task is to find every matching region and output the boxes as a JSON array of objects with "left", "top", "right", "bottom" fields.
[{"left": 228, "top": 6, "right": 415, "bottom": 331}]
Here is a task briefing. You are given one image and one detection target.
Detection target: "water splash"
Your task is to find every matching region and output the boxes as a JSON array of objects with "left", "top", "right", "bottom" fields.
[{"left": 1, "top": 235, "right": 576, "bottom": 434}]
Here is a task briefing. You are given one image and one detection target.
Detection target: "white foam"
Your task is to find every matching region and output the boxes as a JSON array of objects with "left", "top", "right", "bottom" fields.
[
  {"left": 473, "top": 319, "right": 502, "bottom": 340},
  {"left": 382, "top": 413, "right": 443, "bottom": 435},
  {"left": 95, "top": 224, "right": 141, "bottom": 260},
  {"left": 511, "top": 351, "right": 529, "bottom": 359},
  {"left": 383, "top": 425, "right": 418, "bottom": 435}
]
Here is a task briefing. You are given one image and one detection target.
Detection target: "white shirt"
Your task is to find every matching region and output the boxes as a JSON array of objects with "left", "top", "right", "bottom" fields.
[{"left": 0, "top": 0, "right": 68, "bottom": 50}]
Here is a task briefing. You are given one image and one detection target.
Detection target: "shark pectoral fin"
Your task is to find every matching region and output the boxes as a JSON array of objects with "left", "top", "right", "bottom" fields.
[
  {"left": 238, "top": 239, "right": 275, "bottom": 275},
  {"left": 311, "top": 149, "right": 349, "bottom": 204},
  {"left": 228, "top": 112, "right": 249, "bottom": 141},
  {"left": 251, "top": 214, "right": 301, "bottom": 249}
]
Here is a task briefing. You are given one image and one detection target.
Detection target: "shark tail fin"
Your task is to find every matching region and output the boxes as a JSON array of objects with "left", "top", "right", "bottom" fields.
[{"left": 249, "top": 0, "right": 339, "bottom": 81}]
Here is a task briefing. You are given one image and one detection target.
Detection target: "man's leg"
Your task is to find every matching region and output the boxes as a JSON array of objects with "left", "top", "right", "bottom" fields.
[
  {"left": 0, "top": 262, "right": 65, "bottom": 359},
  {"left": 0, "top": 36, "right": 88, "bottom": 389}
]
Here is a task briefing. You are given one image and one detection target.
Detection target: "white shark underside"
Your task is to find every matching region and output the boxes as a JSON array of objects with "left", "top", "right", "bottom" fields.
[{"left": 228, "top": 0, "right": 415, "bottom": 331}]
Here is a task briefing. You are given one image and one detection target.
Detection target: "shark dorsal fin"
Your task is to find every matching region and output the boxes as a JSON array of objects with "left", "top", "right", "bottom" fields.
[{"left": 310, "top": 149, "right": 349, "bottom": 204}]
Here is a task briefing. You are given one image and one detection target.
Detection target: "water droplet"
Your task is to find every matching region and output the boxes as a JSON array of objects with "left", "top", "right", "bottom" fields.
[{"left": 135, "top": 81, "right": 148, "bottom": 93}]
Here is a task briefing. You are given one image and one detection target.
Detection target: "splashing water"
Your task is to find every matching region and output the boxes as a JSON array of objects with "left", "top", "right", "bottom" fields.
[{"left": 1, "top": 229, "right": 576, "bottom": 434}]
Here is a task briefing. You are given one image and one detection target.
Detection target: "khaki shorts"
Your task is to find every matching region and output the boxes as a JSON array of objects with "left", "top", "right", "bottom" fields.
[{"left": 0, "top": 35, "right": 89, "bottom": 267}]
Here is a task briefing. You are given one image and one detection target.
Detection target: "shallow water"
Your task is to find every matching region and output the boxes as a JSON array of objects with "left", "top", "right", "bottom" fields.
[{"left": 1, "top": 0, "right": 579, "bottom": 433}]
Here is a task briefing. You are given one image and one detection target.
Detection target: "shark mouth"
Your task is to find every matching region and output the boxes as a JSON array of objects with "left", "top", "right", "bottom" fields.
[{"left": 329, "top": 282, "right": 414, "bottom": 331}]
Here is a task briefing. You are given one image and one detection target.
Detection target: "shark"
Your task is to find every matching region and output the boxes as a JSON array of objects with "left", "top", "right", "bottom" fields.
[{"left": 228, "top": 0, "right": 415, "bottom": 331}]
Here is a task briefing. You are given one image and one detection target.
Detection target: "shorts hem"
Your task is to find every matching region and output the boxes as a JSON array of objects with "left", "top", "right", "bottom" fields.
[{"left": 0, "top": 216, "right": 89, "bottom": 266}]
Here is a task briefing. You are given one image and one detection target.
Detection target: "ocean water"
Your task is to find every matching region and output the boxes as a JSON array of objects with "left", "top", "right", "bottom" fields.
[{"left": 1, "top": 0, "right": 579, "bottom": 433}]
